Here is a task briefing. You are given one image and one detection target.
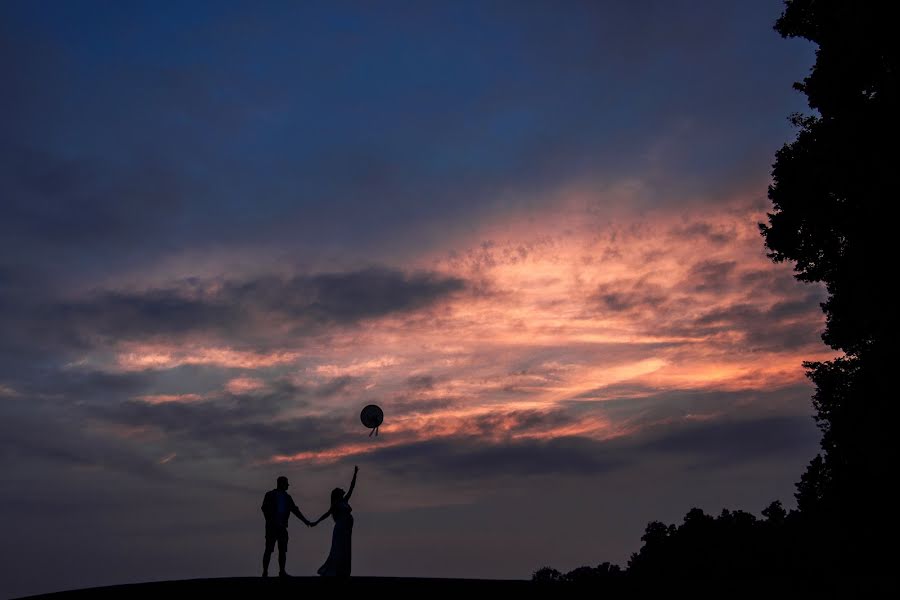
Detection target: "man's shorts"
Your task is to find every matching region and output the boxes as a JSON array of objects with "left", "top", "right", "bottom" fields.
[{"left": 265, "top": 524, "right": 289, "bottom": 554}]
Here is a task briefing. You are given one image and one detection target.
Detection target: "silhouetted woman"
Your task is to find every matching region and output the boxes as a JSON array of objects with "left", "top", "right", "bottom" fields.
[{"left": 313, "top": 465, "right": 358, "bottom": 578}]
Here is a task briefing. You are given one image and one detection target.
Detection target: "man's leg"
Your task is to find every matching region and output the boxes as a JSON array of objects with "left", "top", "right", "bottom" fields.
[
  {"left": 277, "top": 529, "right": 289, "bottom": 576},
  {"left": 263, "top": 529, "right": 276, "bottom": 576}
]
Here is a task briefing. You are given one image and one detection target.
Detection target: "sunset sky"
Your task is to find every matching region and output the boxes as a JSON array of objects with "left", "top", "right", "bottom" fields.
[{"left": 1, "top": 1, "right": 830, "bottom": 596}]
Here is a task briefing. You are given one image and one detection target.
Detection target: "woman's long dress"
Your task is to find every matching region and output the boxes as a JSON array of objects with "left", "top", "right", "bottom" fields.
[{"left": 317, "top": 500, "right": 353, "bottom": 577}]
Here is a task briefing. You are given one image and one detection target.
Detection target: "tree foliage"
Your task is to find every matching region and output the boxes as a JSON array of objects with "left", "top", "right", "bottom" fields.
[
  {"left": 761, "top": 0, "right": 897, "bottom": 571},
  {"left": 532, "top": 562, "right": 623, "bottom": 583},
  {"left": 627, "top": 503, "right": 797, "bottom": 577},
  {"left": 763, "top": 0, "right": 896, "bottom": 357}
]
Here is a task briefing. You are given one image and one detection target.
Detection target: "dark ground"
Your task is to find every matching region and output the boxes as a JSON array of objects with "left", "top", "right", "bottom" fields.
[
  {"left": 13, "top": 576, "right": 888, "bottom": 600},
  {"left": 15, "top": 577, "right": 533, "bottom": 599}
]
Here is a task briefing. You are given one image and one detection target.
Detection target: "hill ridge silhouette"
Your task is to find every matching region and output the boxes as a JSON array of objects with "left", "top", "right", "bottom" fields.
[{"left": 15, "top": 574, "right": 885, "bottom": 600}]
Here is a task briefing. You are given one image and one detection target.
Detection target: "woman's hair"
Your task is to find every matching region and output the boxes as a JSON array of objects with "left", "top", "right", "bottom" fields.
[{"left": 330, "top": 487, "right": 345, "bottom": 506}]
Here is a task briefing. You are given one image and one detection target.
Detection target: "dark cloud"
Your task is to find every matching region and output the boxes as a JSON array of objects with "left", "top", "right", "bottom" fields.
[
  {"left": 33, "top": 369, "right": 153, "bottom": 398},
  {"left": 642, "top": 415, "right": 819, "bottom": 468},
  {"left": 58, "top": 287, "right": 236, "bottom": 341},
  {"left": 227, "top": 268, "right": 467, "bottom": 324},
  {"left": 353, "top": 411, "right": 818, "bottom": 482},
  {"left": 768, "top": 295, "right": 825, "bottom": 320},
  {"left": 569, "top": 385, "right": 815, "bottom": 433},
  {"left": 366, "top": 436, "right": 627, "bottom": 480},
  {"left": 0, "top": 369, "right": 359, "bottom": 471},
  {"left": 593, "top": 278, "right": 668, "bottom": 313},
  {"left": 313, "top": 375, "right": 356, "bottom": 398},
  {"left": 405, "top": 375, "right": 436, "bottom": 390},
  {"left": 686, "top": 260, "right": 738, "bottom": 294},
  {"left": 387, "top": 396, "right": 457, "bottom": 416},
  {"left": 83, "top": 402, "right": 584, "bottom": 467},
  {"left": 88, "top": 375, "right": 313, "bottom": 421},
  {"left": 670, "top": 221, "right": 737, "bottom": 245},
  {"left": 681, "top": 295, "right": 823, "bottom": 350},
  {"left": 86, "top": 396, "right": 339, "bottom": 462},
  {"left": 54, "top": 268, "right": 467, "bottom": 346},
  {"left": 0, "top": 143, "right": 190, "bottom": 250},
  {"left": 0, "top": 393, "right": 171, "bottom": 480},
  {"left": 70, "top": 387, "right": 805, "bottom": 489},
  {"left": 0, "top": 367, "right": 155, "bottom": 409},
  {"left": 587, "top": 260, "right": 823, "bottom": 351},
  {"left": 740, "top": 267, "right": 818, "bottom": 299},
  {"left": 469, "top": 409, "right": 574, "bottom": 436},
  {"left": 693, "top": 303, "right": 761, "bottom": 327},
  {"left": 0, "top": 268, "right": 469, "bottom": 371}
]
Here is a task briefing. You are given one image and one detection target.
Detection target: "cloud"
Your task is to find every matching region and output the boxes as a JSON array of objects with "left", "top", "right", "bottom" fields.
[
  {"left": 387, "top": 396, "right": 457, "bottom": 416},
  {"left": 670, "top": 221, "right": 737, "bottom": 245},
  {"left": 282, "top": 268, "right": 467, "bottom": 321},
  {"left": 686, "top": 260, "right": 738, "bottom": 294},
  {"left": 2, "top": 201, "right": 829, "bottom": 488},
  {"left": 676, "top": 293, "right": 825, "bottom": 351},
  {"left": 593, "top": 277, "right": 668, "bottom": 313},
  {"left": 0, "top": 267, "right": 469, "bottom": 379},
  {"left": 641, "top": 415, "right": 819, "bottom": 468},
  {"left": 0, "top": 394, "right": 172, "bottom": 479},
  {"left": 364, "top": 435, "right": 627, "bottom": 480},
  {"left": 351, "top": 412, "right": 818, "bottom": 482},
  {"left": 114, "top": 346, "right": 302, "bottom": 371},
  {"left": 86, "top": 397, "right": 331, "bottom": 462},
  {"left": 71, "top": 370, "right": 390, "bottom": 463},
  {"left": 20, "top": 368, "right": 153, "bottom": 400},
  {"left": 405, "top": 375, "right": 437, "bottom": 390},
  {"left": 55, "top": 268, "right": 466, "bottom": 346}
]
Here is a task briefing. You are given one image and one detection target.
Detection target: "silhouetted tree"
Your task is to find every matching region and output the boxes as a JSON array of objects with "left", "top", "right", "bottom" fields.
[
  {"left": 531, "top": 566, "right": 564, "bottom": 582},
  {"left": 761, "top": 0, "right": 897, "bottom": 572},
  {"left": 626, "top": 503, "right": 808, "bottom": 578},
  {"left": 565, "top": 562, "right": 623, "bottom": 582},
  {"left": 531, "top": 562, "right": 623, "bottom": 583}
]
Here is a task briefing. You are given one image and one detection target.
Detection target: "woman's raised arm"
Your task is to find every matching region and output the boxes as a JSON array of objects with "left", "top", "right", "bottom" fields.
[{"left": 344, "top": 466, "right": 359, "bottom": 501}]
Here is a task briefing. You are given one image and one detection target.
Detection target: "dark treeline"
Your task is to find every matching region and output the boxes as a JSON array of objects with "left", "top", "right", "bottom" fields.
[{"left": 535, "top": 0, "right": 897, "bottom": 580}]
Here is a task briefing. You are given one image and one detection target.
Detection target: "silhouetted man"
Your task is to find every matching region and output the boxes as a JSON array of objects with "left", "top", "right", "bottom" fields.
[{"left": 261, "top": 475, "right": 311, "bottom": 577}]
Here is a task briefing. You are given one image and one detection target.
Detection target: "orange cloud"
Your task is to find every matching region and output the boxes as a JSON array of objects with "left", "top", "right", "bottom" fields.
[
  {"left": 262, "top": 197, "right": 831, "bottom": 462},
  {"left": 116, "top": 344, "right": 301, "bottom": 370},
  {"left": 76, "top": 193, "right": 831, "bottom": 468},
  {"left": 135, "top": 393, "right": 206, "bottom": 404},
  {"left": 225, "top": 376, "right": 266, "bottom": 394},
  {"left": 314, "top": 356, "right": 402, "bottom": 377}
]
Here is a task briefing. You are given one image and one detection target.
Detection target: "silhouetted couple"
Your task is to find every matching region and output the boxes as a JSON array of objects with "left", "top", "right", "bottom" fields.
[{"left": 261, "top": 466, "right": 359, "bottom": 578}]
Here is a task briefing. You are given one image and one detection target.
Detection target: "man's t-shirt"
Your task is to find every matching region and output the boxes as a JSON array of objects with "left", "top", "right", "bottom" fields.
[
  {"left": 275, "top": 490, "right": 288, "bottom": 521},
  {"left": 263, "top": 489, "right": 295, "bottom": 528}
]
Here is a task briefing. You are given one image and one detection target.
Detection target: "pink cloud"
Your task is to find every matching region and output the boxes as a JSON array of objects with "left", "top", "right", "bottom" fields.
[
  {"left": 314, "top": 356, "right": 402, "bottom": 377},
  {"left": 135, "top": 393, "right": 206, "bottom": 404},
  {"left": 225, "top": 376, "right": 266, "bottom": 394},
  {"left": 263, "top": 197, "right": 831, "bottom": 457},
  {"left": 84, "top": 192, "right": 832, "bottom": 466},
  {"left": 115, "top": 344, "right": 300, "bottom": 370}
]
